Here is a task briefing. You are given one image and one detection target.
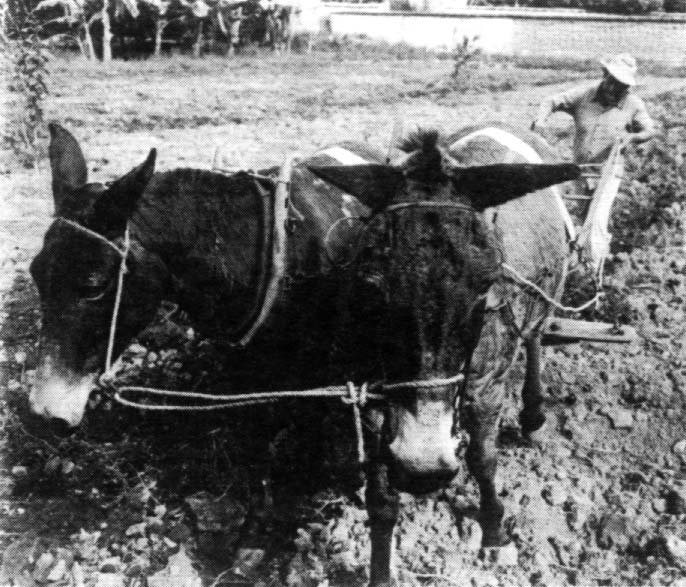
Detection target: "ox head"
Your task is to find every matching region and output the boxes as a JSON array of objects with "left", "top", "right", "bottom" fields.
[
  {"left": 29, "top": 124, "right": 158, "bottom": 429},
  {"left": 309, "top": 130, "right": 579, "bottom": 491}
]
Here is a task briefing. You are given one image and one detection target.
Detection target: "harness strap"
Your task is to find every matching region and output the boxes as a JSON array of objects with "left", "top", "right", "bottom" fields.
[{"left": 229, "top": 155, "right": 297, "bottom": 347}]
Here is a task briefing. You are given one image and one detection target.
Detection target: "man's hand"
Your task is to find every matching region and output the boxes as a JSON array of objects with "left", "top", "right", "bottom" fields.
[{"left": 530, "top": 120, "right": 547, "bottom": 133}]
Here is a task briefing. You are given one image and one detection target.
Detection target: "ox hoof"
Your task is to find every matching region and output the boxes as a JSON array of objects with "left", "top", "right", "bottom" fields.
[
  {"left": 521, "top": 417, "right": 549, "bottom": 448},
  {"left": 480, "top": 543, "right": 518, "bottom": 567},
  {"left": 519, "top": 409, "right": 545, "bottom": 435}
]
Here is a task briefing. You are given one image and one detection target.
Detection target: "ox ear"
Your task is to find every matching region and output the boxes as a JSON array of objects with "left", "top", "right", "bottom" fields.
[
  {"left": 92, "top": 149, "right": 157, "bottom": 233},
  {"left": 449, "top": 163, "right": 580, "bottom": 211},
  {"left": 49, "top": 123, "right": 89, "bottom": 213},
  {"left": 307, "top": 164, "right": 404, "bottom": 211}
]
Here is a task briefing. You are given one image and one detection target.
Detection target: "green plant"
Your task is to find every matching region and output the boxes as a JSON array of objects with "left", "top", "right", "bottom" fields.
[
  {"left": 451, "top": 35, "right": 481, "bottom": 84},
  {"left": 5, "top": 14, "right": 49, "bottom": 168}
]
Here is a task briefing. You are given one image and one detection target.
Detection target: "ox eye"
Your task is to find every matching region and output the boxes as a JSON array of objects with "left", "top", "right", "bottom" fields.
[{"left": 79, "top": 275, "right": 109, "bottom": 301}]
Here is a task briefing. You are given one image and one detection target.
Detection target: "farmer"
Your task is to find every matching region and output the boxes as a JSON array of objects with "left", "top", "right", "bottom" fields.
[{"left": 531, "top": 53, "right": 656, "bottom": 165}]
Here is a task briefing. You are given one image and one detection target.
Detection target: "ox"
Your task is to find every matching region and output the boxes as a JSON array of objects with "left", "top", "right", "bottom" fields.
[
  {"left": 29, "top": 124, "right": 380, "bottom": 428},
  {"left": 309, "top": 127, "right": 577, "bottom": 585}
]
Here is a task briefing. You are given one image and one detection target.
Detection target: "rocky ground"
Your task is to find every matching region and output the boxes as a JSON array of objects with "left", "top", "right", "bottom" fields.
[{"left": 1, "top": 49, "right": 686, "bottom": 586}]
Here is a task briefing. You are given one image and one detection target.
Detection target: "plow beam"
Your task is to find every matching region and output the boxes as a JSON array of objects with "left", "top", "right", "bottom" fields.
[{"left": 541, "top": 317, "right": 638, "bottom": 346}]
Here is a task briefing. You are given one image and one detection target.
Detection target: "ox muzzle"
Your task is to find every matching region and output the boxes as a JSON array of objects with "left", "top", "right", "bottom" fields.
[
  {"left": 29, "top": 346, "right": 96, "bottom": 428},
  {"left": 388, "top": 390, "right": 465, "bottom": 494}
]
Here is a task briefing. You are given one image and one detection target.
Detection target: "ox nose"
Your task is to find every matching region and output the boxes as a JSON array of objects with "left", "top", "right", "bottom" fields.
[{"left": 388, "top": 399, "right": 462, "bottom": 493}]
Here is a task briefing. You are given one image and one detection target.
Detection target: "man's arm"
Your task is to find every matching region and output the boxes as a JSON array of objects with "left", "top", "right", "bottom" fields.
[
  {"left": 623, "top": 98, "right": 657, "bottom": 145},
  {"left": 531, "top": 85, "right": 588, "bottom": 132}
]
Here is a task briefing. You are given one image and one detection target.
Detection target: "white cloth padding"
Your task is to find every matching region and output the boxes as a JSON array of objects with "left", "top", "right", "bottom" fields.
[{"left": 451, "top": 127, "right": 576, "bottom": 240}]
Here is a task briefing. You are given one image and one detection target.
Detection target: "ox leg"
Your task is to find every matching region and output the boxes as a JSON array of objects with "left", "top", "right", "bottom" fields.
[
  {"left": 519, "top": 334, "right": 546, "bottom": 437},
  {"left": 366, "top": 418, "right": 399, "bottom": 587},
  {"left": 463, "top": 381, "right": 505, "bottom": 547},
  {"left": 462, "top": 313, "right": 512, "bottom": 547}
]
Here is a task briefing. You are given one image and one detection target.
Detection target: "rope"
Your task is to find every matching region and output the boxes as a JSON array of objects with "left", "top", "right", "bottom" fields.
[
  {"left": 501, "top": 262, "right": 602, "bottom": 313},
  {"left": 111, "top": 374, "right": 464, "bottom": 412},
  {"left": 343, "top": 382, "right": 367, "bottom": 464},
  {"left": 105, "top": 225, "right": 130, "bottom": 374},
  {"left": 56, "top": 217, "right": 126, "bottom": 257},
  {"left": 385, "top": 201, "right": 474, "bottom": 214}
]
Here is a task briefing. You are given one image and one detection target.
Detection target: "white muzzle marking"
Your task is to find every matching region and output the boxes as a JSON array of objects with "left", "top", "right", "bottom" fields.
[{"left": 29, "top": 373, "right": 97, "bottom": 427}]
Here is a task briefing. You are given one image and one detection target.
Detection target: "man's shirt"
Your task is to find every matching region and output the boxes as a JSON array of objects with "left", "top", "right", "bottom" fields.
[{"left": 547, "top": 82, "right": 653, "bottom": 163}]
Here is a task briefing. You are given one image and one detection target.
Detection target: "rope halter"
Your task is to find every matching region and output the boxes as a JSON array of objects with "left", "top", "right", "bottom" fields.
[{"left": 55, "top": 217, "right": 131, "bottom": 379}]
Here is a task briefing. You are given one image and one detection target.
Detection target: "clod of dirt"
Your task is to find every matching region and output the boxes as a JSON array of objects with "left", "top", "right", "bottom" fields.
[
  {"left": 665, "top": 489, "right": 686, "bottom": 516},
  {"left": 601, "top": 407, "right": 634, "bottom": 429},
  {"left": 47, "top": 558, "right": 68, "bottom": 582},
  {"left": 597, "top": 514, "right": 632, "bottom": 551},
  {"left": 665, "top": 534, "right": 686, "bottom": 567},
  {"left": 93, "top": 571, "right": 126, "bottom": 587},
  {"left": 672, "top": 439, "right": 686, "bottom": 462},
  {"left": 184, "top": 491, "right": 246, "bottom": 533},
  {"left": 125, "top": 522, "right": 147, "bottom": 537},
  {"left": 542, "top": 484, "right": 567, "bottom": 507},
  {"left": 11, "top": 465, "right": 28, "bottom": 479},
  {"left": 147, "top": 547, "right": 201, "bottom": 587},
  {"left": 230, "top": 548, "right": 266, "bottom": 579},
  {"left": 32, "top": 551, "right": 55, "bottom": 582},
  {"left": 482, "top": 543, "right": 518, "bottom": 567}
]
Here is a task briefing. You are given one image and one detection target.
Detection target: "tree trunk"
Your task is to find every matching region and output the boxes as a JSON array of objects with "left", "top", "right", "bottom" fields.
[
  {"left": 154, "top": 18, "right": 167, "bottom": 56},
  {"left": 193, "top": 20, "right": 203, "bottom": 57},
  {"left": 82, "top": 16, "right": 96, "bottom": 60},
  {"left": 102, "top": 0, "right": 112, "bottom": 63}
]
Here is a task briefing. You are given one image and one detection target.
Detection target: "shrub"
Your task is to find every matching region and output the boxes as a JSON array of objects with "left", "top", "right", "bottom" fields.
[
  {"left": 609, "top": 92, "right": 686, "bottom": 251},
  {"left": 451, "top": 35, "right": 481, "bottom": 81},
  {"left": 664, "top": 0, "right": 686, "bottom": 10},
  {"left": 580, "top": 0, "right": 663, "bottom": 12},
  {"left": 4, "top": 15, "right": 49, "bottom": 168}
]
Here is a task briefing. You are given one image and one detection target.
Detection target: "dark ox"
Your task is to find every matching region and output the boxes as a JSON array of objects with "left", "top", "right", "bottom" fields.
[
  {"left": 309, "top": 128, "right": 577, "bottom": 585},
  {"left": 30, "top": 123, "right": 578, "bottom": 584},
  {"left": 30, "top": 123, "right": 381, "bottom": 427}
]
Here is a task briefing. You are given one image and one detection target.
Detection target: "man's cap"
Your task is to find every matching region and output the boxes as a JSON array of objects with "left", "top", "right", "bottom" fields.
[{"left": 600, "top": 53, "right": 638, "bottom": 86}]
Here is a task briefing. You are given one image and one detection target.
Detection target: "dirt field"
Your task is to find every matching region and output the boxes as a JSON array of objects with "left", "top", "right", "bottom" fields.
[{"left": 1, "top": 50, "right": 686, "bottom": 587}]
